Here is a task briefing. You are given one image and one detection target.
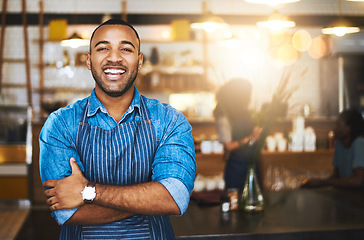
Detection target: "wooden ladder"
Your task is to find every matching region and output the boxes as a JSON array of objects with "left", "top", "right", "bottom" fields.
[{"left": 0, "top": 0, "right": 32, "bottom": 107}]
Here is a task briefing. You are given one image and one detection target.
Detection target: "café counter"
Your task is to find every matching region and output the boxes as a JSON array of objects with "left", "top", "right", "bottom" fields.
[{"left": 170, "top": 188, "right": 364, "bottom": 240}]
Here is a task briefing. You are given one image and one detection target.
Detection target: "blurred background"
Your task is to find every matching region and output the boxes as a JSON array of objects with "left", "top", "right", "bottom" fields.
[{"left": 2, "top": 1, "right": 364, "bottom": 237}]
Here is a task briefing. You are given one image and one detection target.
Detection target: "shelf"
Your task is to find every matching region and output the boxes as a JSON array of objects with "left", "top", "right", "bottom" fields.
[
  {"left": 33, "top": 39, "right": 64, "bottom": 43},
  {"left": 32, "top": 87, "right": 93, "bottom": 93},
  {"left": 141, "top": 66, "right": 204, "bottom": 75},
  {"left": 189, "top": 118, "right": 215, "bottom": 124},
  {"left": 33, "top": 63, "right": 87, "bottom": 68},
  {"left": 141, "top": 40, "right": 203, "bottom": 44},
  {"left": 2, "top": 58, "right": 26, "bottom": 63},
  {"left": 1, "top": 83, "right": 28, "bottom": 88},
  {"left": 136, "top": 71, "right": 213, "bottom": 93},
  {"left": 141, "top": 39, "right": 232, "bottom": 44}
]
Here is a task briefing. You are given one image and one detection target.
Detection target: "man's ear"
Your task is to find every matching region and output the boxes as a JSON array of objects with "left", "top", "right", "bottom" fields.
[
  {"left": 138, "top": 52, "right": 144, "bottom": 70},
  {"left": 86, "top": 52, "right": 91, "bottom": 70}
]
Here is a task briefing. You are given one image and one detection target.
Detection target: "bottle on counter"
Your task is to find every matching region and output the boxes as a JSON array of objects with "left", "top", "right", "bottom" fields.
[
  {"left": 227, "top": 188, "right": 239, "bottom": 211},
  {"left": 289, "top": 131, "right": 304, "bottom": 152},
  {"left": 304, "top": 127, "right": 316, "bottom": 152},
  {"left": 239, "top": 167, "right": 264, "bottom": 212},
  {"left": 221, "top": 194, "right": 230, "bottom": 212},
  {"left": 289, "top": 116, "right": 305, "bottom": 152}
]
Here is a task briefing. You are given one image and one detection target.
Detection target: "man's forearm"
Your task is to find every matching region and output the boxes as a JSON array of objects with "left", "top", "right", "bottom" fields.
[
  {"left": 64, "top": 181, "right": 180, "bottom": 225},
  {"left": 44, "top": 159, "right": 181, "bottom": 220},
  {"left": 94, "top": 181, "right": 180, "bottom": 216},
  {"left": 65, "top": 204, "right": 134, "bottom": 225}
]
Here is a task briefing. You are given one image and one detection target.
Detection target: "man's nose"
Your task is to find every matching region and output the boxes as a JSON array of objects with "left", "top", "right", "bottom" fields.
[{"left": 107, "top": 49, "right": 123, "bottom": 62}]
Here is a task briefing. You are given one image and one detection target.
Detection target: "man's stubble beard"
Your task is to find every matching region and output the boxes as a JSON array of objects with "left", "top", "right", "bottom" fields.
[{"left": 91, "top": 62, "right": 139, "bottom": 98}]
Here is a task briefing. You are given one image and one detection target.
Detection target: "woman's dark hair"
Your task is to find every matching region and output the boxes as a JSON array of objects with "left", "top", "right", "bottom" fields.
[
  {"left": 214, "top": 78, "right": 252, "bottom": 121},
  {"left": 340, "top": 108, "right": 364, "bottom": 141}
]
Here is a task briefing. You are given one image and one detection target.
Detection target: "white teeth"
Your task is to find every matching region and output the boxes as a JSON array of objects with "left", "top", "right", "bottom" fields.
[{"left": 104, "top": 69, "right": 125, "bottom": 74}]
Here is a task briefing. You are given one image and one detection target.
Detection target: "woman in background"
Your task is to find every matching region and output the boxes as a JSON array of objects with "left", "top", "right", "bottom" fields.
[
  {"left": 302, "top": 108, "right": 364, "bottom": 189},
  {"left": 214, "top": 78, "right": 261, "bottom": 190}
]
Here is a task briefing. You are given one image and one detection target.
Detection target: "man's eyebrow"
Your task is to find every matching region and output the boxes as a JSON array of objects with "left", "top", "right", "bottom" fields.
[
  {"left": 94, "top": 40, "right": 109, "bottom": 48},
  {"left": 120, "top": 40, "right": 136, "bottom": 49}
]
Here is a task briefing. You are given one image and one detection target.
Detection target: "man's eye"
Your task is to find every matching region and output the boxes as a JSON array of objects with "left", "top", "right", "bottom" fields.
[
  {"left": 121, "top": 48, "right": 132, "bottom": 52},
  {"left": 96, "top": 47, "right": 108, "bottom": 51}
]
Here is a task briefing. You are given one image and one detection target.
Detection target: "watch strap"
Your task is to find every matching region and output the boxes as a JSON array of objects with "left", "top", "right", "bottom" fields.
[{"left": 87, "top": 181, "right": 96, "bottom": 188}]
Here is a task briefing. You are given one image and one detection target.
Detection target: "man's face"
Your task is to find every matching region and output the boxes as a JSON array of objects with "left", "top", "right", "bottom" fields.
[{"left": 86, "top": 24, "right": 143, "bottom": 97}]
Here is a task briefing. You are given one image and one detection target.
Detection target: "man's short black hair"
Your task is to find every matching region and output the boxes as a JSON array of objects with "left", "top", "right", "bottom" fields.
[{"left": 89, "top": 19, "right": 140, "bottom": 51}]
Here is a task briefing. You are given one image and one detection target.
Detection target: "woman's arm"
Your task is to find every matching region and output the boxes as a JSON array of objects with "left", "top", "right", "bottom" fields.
[
  {"left": 223, "top": 126, "right": 262, "bottom": 152},
  {"left": 301, "top": 168, "right": 364, "bottom": 188}
]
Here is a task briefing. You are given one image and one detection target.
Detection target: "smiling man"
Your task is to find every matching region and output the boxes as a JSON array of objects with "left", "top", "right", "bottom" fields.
[{"left": 39, "top": 19, "right": 196, "bottom": 240}]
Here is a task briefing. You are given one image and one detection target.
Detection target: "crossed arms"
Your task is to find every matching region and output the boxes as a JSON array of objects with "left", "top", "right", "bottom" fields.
[{"left": 43, "top": 158, "right": 180, "bottom": 225}]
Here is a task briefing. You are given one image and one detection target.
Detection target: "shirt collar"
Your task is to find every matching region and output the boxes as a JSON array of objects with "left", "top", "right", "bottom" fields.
[
  {"left": 127, "top": 87, "right": 142, "bottom": 117},
  {"left": 87, "top": 87, "right": 142, "bottom": 118}
]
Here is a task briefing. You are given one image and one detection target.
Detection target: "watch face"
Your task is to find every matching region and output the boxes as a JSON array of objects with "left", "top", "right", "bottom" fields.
[{"left": 83, "top": 186, "right": 96, "bottom": 200}]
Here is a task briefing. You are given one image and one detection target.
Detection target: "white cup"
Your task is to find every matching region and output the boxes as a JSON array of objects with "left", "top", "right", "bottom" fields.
[
  {"left": 201, "top": 140, "right": 213, "bottom": 154},
  {"left": 277, "top": 138, "right": 287, "bottom": 152},
  {"left": 212, "top": 140, "right": 224, "bottom": 153},
  {"left": 266, "top": 136, "right": 276, "bottom": 152}
]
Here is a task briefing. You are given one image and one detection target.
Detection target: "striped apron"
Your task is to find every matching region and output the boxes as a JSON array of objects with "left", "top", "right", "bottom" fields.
[{"left": 60, "top": 97, "right": 175, "bottom": 240}]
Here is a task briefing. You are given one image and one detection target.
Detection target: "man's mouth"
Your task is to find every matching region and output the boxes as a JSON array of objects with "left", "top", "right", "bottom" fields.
[{"left": 104, "top": 68, "right": 126, "bottom": 76}]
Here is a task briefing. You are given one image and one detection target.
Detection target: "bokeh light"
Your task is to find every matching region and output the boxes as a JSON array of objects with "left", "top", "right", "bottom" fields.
[
  {"left": 308, "top": 35, "right": 332, "bottom": 59},
  {"left": 277, "top": 43, "right": 300, "bottom": 62},
  {"left": 292, "top": 30, "right": 312, "bottom": 52}
]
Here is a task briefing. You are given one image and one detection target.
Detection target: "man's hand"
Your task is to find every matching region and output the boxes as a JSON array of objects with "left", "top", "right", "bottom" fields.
[{"left": 43, "top": 157, "right": 88, "bottom": 211}]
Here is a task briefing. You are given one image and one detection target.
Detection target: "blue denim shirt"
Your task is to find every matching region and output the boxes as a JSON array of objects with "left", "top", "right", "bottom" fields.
[{"left": 39, "top": 87, "right": 196, "bottom": 225}]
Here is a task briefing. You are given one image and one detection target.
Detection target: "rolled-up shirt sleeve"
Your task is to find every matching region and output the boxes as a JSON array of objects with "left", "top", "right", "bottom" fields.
[
  {"left": 151, "top": 107, "right": 196, "bottom": 215},
  {"left": 39, "top": 110, "right": 82, "bottom": 225},
  {"left": 159, "top": 178, "right": 190, "bottom": 215}
]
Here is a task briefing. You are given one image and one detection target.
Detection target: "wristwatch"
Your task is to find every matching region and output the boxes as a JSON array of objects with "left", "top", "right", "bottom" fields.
[{"left": 81, "top": 181, "right": 96, "bottom": 204}]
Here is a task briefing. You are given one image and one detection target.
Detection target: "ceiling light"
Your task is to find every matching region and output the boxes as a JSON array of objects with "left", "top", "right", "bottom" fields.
[
  {"left": 244, "top": 0, "right": 300, "bottom": 6},
  {"left": 322, "top": 18, "right": 360, "bottom": 37},
  {"left": 60, "top": 32, "right": 89, "bottom": 48},
  {"left": 191, "top": 1, "right": 229, "bottom": 33},
  {"left": 321, "top": 0, "right": 360, "bottom": 37},
  {"left": 61, "top": 0, "right": 89, "bottom": 48},
  {"left": 257, "top": 11, "right": 295, "bottom": 32},
  {"left": 191, "top": 15, "right": 229, "bottom": 33}
]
